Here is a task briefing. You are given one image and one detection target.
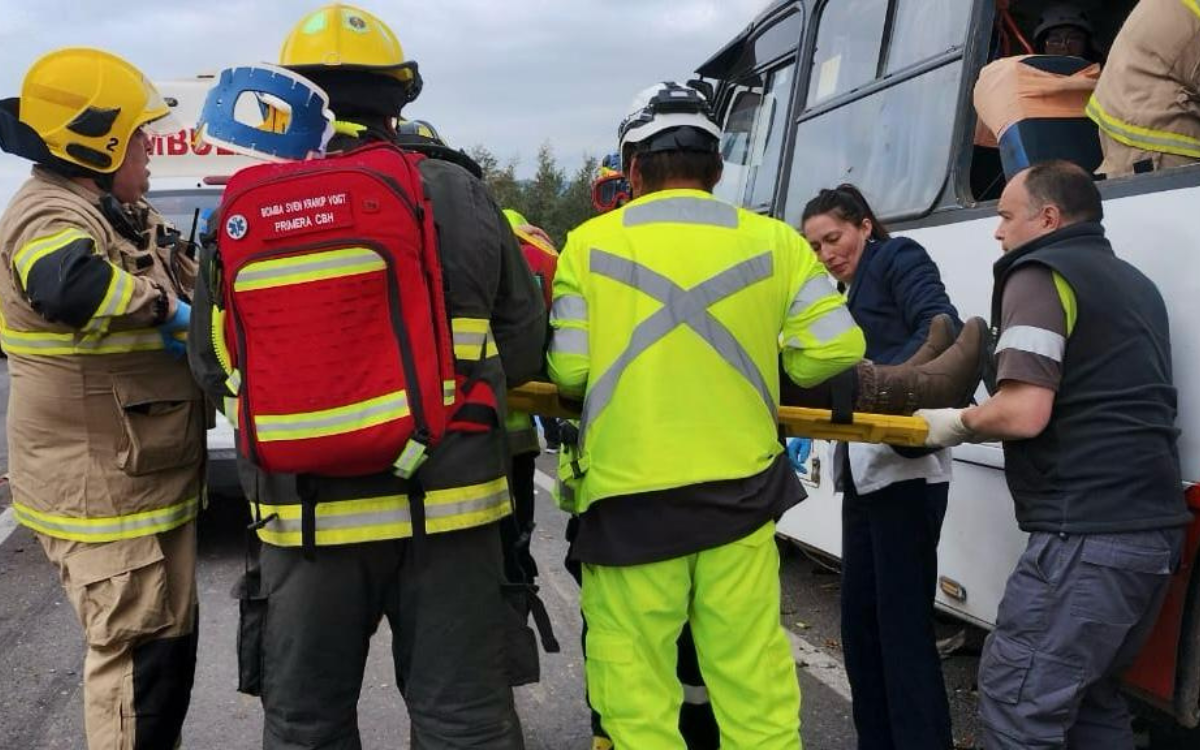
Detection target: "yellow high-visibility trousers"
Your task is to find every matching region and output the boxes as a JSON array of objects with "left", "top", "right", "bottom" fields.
[{"left": 581, "top": 521, "right": 801, "bottom": 750}]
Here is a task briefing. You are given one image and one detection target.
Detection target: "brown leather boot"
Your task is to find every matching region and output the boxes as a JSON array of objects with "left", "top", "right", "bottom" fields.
[
  {"left": 855, "top": 317, "right": 988, "bottom": 414},
  {"left": 904, "top": 313, "right": 957, "bottom": 367}
]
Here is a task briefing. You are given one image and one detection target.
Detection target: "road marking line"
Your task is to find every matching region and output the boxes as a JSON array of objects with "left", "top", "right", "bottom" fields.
[
  {"left": 0, "top": 507, "right": 17, "bottom": 548},
  {"left": 787, "top": 630, "right": 853, "bottom": 701},
  {"left": 534, "top": 468, "right": 556, "bottom": 494},
  {"left": 534, "top": 469, "right": 854, "bottom": 702}
]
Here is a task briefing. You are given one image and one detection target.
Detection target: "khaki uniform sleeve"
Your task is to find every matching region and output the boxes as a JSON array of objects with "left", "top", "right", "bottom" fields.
[{"left": 11, "top": 211, "right": 165, "bottom": 334}]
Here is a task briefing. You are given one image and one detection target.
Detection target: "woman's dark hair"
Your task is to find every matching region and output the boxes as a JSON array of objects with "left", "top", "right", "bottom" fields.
[{"left": 801, "top": 184, "right": 891, "bottom": 242}]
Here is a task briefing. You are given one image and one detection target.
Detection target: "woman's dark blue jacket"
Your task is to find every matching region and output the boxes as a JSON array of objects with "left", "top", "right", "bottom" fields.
[{"left": 846, "top": 236, "right": 959, "bottom": 365}]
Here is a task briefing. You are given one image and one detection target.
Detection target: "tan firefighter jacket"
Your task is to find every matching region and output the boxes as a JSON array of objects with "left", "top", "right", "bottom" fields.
[
  {"left": 0, "top": 167, "right": 205, "bottom": 543},
  {"left": 1087, "top": 0, "right": 1200, "bottom": 165}
]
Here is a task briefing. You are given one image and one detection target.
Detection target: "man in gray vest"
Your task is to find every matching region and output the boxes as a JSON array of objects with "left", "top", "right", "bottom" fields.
[{"left": 916, "top": 160, "right": 1191, "bottom": 748}]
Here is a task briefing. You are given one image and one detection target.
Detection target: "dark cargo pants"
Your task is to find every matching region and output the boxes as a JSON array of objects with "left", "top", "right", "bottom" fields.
[
  {"left": 246, "top": 522, "right": 525, "bottom": 750},
  {"left": 979, "top": 528, "right": 1184, "bottom": 749}
]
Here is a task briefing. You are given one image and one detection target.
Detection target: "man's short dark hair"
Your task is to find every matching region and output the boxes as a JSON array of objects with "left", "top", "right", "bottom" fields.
[
  {"left": 634, "top": 151, "right": 723, "bottom": 193},
  {"left": 1023, "top": 160, "right": 1103, "bottom": 224}
]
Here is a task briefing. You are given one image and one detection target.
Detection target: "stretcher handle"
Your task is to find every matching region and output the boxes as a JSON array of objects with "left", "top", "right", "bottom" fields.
[{"left": 507, "top": 381, "right": 930, "bottom": 447}]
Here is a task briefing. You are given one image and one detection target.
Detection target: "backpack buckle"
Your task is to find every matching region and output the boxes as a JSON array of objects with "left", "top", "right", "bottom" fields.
[{"left": 392, "top": 435, "right": 430, "bottom": 479}]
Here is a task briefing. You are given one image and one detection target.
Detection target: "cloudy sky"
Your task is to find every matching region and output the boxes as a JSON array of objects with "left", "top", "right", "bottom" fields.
[{"left": 0, "top": 0, "right": 765, "bottom": 187}]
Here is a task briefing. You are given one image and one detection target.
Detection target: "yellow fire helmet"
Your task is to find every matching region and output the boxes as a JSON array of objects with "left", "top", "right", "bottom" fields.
[
  {"left": 19, "top": 47, "right": 177, "bottom": 173},
  {"left": 281, "top": 4, "right": 421, "bottom": 100}
]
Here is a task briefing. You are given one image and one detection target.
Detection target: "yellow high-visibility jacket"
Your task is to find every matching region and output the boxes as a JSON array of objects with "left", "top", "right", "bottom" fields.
[{"left": 547, "top": 189, "right": 864, "bottom": 513}]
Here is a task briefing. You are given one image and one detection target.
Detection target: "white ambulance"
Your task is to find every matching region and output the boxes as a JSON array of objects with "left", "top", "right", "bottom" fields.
[{"left": 150, "top": 76, "right": 260, "bottom": 498}]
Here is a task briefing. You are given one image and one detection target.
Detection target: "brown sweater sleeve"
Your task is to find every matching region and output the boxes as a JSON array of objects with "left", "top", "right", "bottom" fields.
[{"left": 995, "top": 265, "right": 1068, "bottom": 390}]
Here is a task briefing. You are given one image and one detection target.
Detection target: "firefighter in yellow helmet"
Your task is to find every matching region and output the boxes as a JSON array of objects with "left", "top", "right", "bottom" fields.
[
  {"left": 0, "top": 48, "right": 202, "bottom": 750},
  {"left": 189, "top": 6, "right": 545, "bottom": 748},
  {"left": 279, "top": 2, "right": 421, "bottom": 134}
]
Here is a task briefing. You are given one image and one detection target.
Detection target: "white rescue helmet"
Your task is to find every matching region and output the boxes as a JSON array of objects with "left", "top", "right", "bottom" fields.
[{"left": 617, "top": 81, "right": 721, "bottom": 172}]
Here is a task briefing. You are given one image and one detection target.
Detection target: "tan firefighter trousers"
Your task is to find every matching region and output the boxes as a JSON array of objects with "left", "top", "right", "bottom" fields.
[{"left": 38, "top": 521, "right": 198, "bottom": 750}]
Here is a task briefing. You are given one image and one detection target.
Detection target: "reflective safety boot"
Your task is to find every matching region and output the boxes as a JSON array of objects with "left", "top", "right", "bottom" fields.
[
  {"left": 856, "top": 316, "right": 988, "bottom": 414},
  {"left": 904, "top": 313, "right": 957, "bottom": 367}
]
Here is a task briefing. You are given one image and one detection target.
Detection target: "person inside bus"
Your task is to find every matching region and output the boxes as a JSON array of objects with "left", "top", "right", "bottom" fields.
[
  {"left": 1087, "top": 0, "right": 1200, "bottom": 176},
  {"left": 801, "top": 184, "right": 963, "bottom": 750},
  {"left": 1033, "top": 3, "right": 1098, "bottom": 61},
  {"left": 970, "top": 2, "right": 1101, "bottom": 199},
  {"left": 917, "top": 160, "right": 1190, "bottom": 748}
]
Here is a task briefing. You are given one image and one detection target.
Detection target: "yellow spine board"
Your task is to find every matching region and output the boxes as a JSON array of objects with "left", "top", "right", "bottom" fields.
[{"left": 506, "top": 381, "right": 929, "bottom": 447}]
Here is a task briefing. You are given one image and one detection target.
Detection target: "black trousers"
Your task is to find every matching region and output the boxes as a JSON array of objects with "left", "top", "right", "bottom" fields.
[
  {"left": 539, "top": 416, "right": 562, "bottom": 447},
  {"left": 841, "top": 476, "right": 953, "bottom": 750},
  {"left": 254, "top": 524, "right": 524, "bottom": 750},
  {"left": 503, "top": 452, "right": 539, "bottom": 585}
]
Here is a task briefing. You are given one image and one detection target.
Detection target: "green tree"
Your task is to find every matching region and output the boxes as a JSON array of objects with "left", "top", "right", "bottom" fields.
[
  {"left": 522, "top": 142, "right": 565, "bottom": 234},
  {"left": 469, "top": 145, "right": 525, "bottom": 216},
  {"left": 550, "top": 154, "right": 600, "bottom": 246},
  {"left": 470, "top": 142, "right": 598, "bottom": 249}
]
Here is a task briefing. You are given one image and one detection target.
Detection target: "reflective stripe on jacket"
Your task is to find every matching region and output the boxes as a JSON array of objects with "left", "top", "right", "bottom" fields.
[
  {"left": 1087, "top": 0, "right": 1200, "bottom": 159},
  {"left": 0, "top": 168, "right": 204, "bottom": 541},
  {"left": 547, "top": 189, "right": 863, "bottom": 513}
]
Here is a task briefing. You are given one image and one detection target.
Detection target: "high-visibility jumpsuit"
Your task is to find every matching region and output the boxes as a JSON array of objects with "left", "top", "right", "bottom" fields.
[{"left": 548, "top": 188, "right": 865, "bottom": 749}]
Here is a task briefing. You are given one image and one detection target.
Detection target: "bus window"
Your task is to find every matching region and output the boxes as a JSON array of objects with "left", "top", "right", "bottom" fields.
[
  {"left": 885, "top": 0, "right": 972, "bottom": 73},
  {"left": 784, "top": 62, "right": 961, "bottom": 225},
  {"left": 806, "top": 0, "right": 887, "bottom": 107},
  {"left": 745, "top": 63, "right": 796, "bottom": 210},
  {"left": 714, "top": 86, "right": 761, "bottom": 204}
]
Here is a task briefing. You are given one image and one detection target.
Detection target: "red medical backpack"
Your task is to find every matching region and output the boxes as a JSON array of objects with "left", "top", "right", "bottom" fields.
[{"left": 215, "top": 143, "right": 455, "bottom": 477}]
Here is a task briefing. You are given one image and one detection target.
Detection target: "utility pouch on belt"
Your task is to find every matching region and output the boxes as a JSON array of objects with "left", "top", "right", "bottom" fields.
[
  {"left": 501, "top": 581, "right": 561, "bottom": 687},
  {"left": 231, "top": 566, "right": 267, "bottom": 696}
]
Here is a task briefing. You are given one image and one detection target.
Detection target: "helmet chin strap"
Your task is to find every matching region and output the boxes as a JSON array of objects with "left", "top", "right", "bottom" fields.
[{"left": 92, "top": 171, "right": 115, "bottom": 194}]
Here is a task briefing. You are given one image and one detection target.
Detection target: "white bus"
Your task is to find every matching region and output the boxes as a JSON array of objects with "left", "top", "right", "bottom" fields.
[{"left": 695, "top": 0, "right": 1200, "bottom": 726}]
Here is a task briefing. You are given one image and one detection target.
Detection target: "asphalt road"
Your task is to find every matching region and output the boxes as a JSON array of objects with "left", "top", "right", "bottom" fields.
[{"left": 1, "top": 355, "right": 1199, "bottom": 748}]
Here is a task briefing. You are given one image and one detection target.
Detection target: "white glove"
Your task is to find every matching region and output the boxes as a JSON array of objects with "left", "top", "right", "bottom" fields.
[{"left": 915, "top": 408, "right": 973, "bottom": 448}]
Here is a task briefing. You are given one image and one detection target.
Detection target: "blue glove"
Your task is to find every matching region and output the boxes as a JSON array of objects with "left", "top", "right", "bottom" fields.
[
  {"left": 159, "top": 299, "right": 190, "bottom": 358},
  {"left": 786, "top": 438, "right": 811, "bottom": 474}
]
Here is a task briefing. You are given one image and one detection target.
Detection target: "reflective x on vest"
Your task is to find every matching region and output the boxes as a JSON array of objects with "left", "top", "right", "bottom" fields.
[{"left": 579, "top": 250, "right": 777, "bottom": 446}]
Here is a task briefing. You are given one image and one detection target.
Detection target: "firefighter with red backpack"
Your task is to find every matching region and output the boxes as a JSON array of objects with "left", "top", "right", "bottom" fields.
[{"left": 188, "top": 5, "right": 545, "bottom": 748}]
